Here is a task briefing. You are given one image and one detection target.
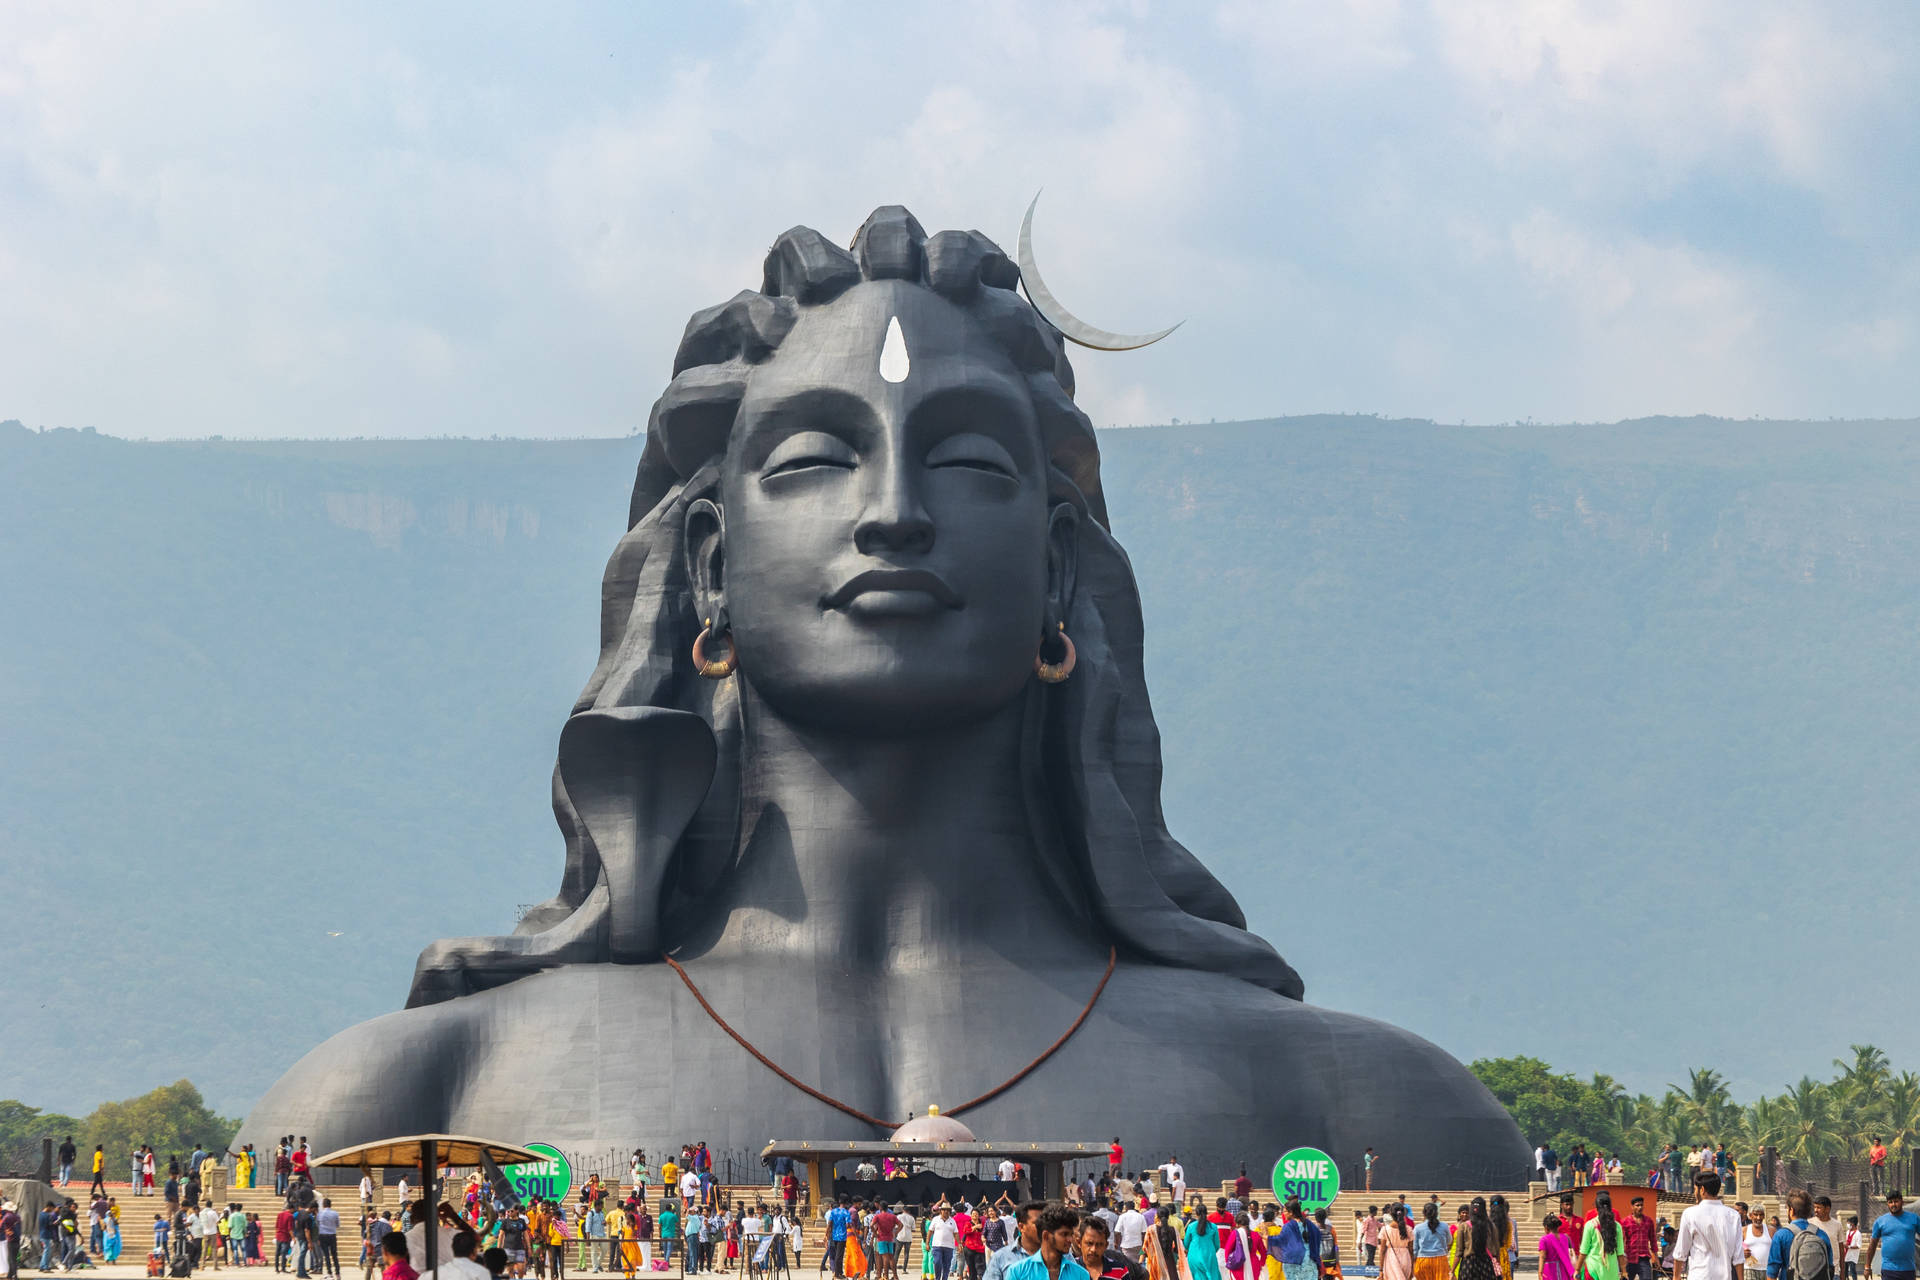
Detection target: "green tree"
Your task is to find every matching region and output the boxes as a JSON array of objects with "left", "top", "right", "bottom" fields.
[
  {"left": 1779, "top": 1077, "right": 1836, "bottom": 1161},
  {"left": 1738, "top": 1096, "right": 1785, "bottom": 1163},
  {"left": 1880, "top": 1073, "right": 1920, "bottom": 1158},
  {"left": 82, "top": 1080, "right": 238, "bottom": 1165},
  {"left": 1830, "top": 1046, "right": 1895, "bottom": 1157},
  {"left": 1668, "top": 1068, "right": 1739, "bottom": 1142},
  {"left": 1471, "top": 1056, "right": 1621, "bottom": 1154},
  {"left": 0, "top": 1099, "right": 85, "bottom": 1175}
]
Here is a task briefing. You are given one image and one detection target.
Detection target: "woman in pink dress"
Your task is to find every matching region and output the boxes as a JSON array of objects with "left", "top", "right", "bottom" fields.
[
  {"left": 1537, "top": 1216, "right": 1575, "bottom": 1280},
  {"left": 1379, "top": 1207, "right": 1415, "bottom": 1280}
]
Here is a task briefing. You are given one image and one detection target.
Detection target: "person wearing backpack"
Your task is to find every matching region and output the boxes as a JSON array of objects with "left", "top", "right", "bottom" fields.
[
  {"left": 1765, "top": 1192, "right": 1833, "bottom": 1280},
  {"left": 1809, "top": 1202, "right": 1846, "bottom": 1280}
]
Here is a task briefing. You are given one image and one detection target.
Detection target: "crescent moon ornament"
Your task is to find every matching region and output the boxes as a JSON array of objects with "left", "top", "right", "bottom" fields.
[{"left": 1017, "top": 192, "right": 1182, "bottom": 351}]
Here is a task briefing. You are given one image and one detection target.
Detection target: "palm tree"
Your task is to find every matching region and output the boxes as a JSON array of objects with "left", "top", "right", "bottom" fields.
[
  {"left": 1835, "top": 1045, "right": 1893, "bottom": 1092},
  {"left": 1669, "top": 1068, "right": 1739, "bottom": 1142},
  {"left": 1781, "top": 1077, "right": 1836, "bottom": 1161},
  {"left": 1881, "top": 1072, "right": 1920, "bottom": 1159},
  {"left": 1590, "top": 1074, "right": 1634, "bottom": 1147},
  {"left": 1740, "top": 1097, "right": 1785, "bottom": 1166},
  {"left": 1831, "top": 1046, "right": 1896, "bottom": 1156},
  {"left": 1629, "top": 1092, "right": 1695, "bottom": 1171}
]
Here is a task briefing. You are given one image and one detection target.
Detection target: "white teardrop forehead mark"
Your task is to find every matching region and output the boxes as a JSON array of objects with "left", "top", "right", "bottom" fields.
[{"left": 878, "top": 315, "right": 910, "bottom": 384}]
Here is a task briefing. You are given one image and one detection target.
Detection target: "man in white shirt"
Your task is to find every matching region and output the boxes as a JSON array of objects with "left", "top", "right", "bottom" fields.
[
  {"left": 186, "top": 1204, "right": 208, "bottom": 1267},
  {"left": 929, "top": 1205, "right": 959, "bottom": 1256},
  {"left": 1674, "top": 1171, "right": 1743, "bottom": 1280},
  {"left": 897, "top": 1211, "right": 918, "bottom": 1267},
  {"left": 997, "top": 1160, "right": 1018, "bottom": 1184},
  {"left": 197, "top": 1205, "right": 223, "bottom": 1270},
  {"left": 405, "top": 1209, "right": 461, "bottom": 1276},
  {"left": 1535, "top": 1147, "right": 1548, "bottom": 1184},
  {"left": 1114, "top": 1204, "right": 1147, "bottom": 1262},
  {"left": 681, "top": 1170, "right": 701, "bottom": 1204},
  {"left": 421, "top": 1229, "right": 491, "bottom": 1280},
  {"left": 1158, "top": 1160, "right": 1186, "bottom": 1207},
  {"left": 360, "top": 1176, "right": 375, "bottom": 1210}
]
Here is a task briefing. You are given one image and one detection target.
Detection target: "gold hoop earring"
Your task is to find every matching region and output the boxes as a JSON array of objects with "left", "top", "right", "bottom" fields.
[
  {"left": 692, "top": 621, "right": 736, "bottom": 679},
  {"left": 1034, "top": 623, "right": 1076, "bottom": 684}
]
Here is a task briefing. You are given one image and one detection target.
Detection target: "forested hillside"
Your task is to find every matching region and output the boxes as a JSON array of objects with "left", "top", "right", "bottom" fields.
[{"left": 4, "top": 415, "right": 1917, "bottom": 1117}]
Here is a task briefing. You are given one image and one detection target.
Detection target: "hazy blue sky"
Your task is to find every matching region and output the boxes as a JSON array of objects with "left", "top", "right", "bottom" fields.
[{"left": 3, "top": 2, "right": 1916, "bottom": 439}]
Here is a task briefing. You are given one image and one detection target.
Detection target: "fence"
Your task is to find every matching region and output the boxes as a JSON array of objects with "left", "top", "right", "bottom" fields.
[
  {"left": 0, "top": 1136, "right": 50, "bottom": 1181},
  {"left": 1777, "top": 1151, "right": 1918, "bottom": 1224}
]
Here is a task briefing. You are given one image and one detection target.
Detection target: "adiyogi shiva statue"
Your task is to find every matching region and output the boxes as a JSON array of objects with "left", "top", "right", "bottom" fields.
[{"left": 238, "top": 204, "right": 1529, "bottom": 1186}]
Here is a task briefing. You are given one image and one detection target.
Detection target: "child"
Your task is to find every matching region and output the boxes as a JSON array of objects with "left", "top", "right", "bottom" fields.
[{"left": 1539, "top": 1216, "right": 1574, "bottom": 1280}]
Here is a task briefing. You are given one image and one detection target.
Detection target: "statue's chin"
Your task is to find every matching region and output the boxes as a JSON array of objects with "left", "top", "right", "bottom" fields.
[{"left": 742, "top": 670, "right": 1028, "bottom": 738}]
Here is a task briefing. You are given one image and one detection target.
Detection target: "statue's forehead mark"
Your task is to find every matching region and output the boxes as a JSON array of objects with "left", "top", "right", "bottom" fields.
[{"left": 878, "top": 315, "right": 909, "bottom": 384}]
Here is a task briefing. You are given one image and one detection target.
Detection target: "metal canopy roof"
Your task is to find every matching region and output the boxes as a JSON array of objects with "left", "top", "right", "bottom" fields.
[
  {"left": 312, "top": 1134, "right": 547, "bottom": 1169},
  {"left": 760, "top": 1139, "right": 1108, "bottom": 1160}
]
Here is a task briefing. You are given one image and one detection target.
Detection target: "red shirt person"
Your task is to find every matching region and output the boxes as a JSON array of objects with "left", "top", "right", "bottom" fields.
[{"left": 1622, "top": 1201, "right": 1657, "bottom": 1265}]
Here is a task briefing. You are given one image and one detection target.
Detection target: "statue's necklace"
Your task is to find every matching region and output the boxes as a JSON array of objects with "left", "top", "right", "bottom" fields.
[{"left": 661, "top": 946, "right": 1117, "bottom": 1130}]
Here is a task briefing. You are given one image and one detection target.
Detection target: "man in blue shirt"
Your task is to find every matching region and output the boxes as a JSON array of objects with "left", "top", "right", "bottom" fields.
[
  {"left": 985, "top": 1203, "right": 1047, "bottom": 1280},
  {"left": 1765, "top": 1191, "right": 1831, "bottom": 1280},
  {"left": 1865, "top": 1193, "right": 1920, "bottom": 1280},
  {"left": 585, "top": 1204, "right": 607, "bottom": 1273},
  {"left": 827, "top": 1197, "right": 854, "bottom": 1279},
  {"left": 1008, "top": 1207, "right": 1089, "bottom": 1280}
]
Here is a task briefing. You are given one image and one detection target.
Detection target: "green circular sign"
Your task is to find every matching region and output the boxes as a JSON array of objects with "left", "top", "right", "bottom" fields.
[
  {"left": 507, "top": 1143, "right": 574, "bottom": 1202},
  {"left": 1271, "top": 1147, "right": 1341, "bottom": 1212}
]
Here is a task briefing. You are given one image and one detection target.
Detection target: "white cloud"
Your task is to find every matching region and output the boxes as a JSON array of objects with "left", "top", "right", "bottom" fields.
[
  {"left": 1506, "top": 208, "right": 1771, "bottom": 415},
  {"left": 0, "top": 0, "right": 1913, "bottom": 437},
  {"left": 1215, "top": 0, "right": 1412, "bottom": 80}
]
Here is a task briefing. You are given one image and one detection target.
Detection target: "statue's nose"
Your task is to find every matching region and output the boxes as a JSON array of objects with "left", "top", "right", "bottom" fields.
[{"left": 853, "top": 452, "right": 934, "bottom": 555}]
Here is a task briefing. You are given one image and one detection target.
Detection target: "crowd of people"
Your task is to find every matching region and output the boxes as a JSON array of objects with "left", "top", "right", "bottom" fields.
[
  {"left": 0, "top": 1192, "right": 127, "bottom": 1273},
  {"left": 1508, "top": 1171, "right": 1918, "bottom": 1280},
  {"left": 1528, "top": 1141, "right": 1889, "bottom": 1202},
  {"left": 17, "top": 1129, "right": 1920, "bottom": 1280}
]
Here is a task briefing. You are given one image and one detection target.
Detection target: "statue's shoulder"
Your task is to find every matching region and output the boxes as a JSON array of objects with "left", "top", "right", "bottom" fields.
[
  {"left": 1083, "top": 963, "right": 1527, "bottom": 1185},
  {"left": 238, "top": 962, "right": 693, "bottom": 1152}
]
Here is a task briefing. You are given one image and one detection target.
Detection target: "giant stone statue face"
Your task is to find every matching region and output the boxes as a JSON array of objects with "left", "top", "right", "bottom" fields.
[
  {"left": 707, "top": 279, "right": 1066, "bottom": 734},
  {"left": 235, "top": 207, "right": 1531, "bottom": 1190}
]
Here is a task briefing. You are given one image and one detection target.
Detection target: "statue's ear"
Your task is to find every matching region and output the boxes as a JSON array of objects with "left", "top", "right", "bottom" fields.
[
  {"left": 684, "top": 497, "right": 726, "bottom": 625},
  {"left": 1045, "top": 501, "right": 1079, "bottom": 628}
]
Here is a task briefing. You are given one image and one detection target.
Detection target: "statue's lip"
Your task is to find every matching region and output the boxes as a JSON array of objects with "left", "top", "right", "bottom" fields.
[{"left": 823, "top": 567, "right": 963, "bottom": 611}]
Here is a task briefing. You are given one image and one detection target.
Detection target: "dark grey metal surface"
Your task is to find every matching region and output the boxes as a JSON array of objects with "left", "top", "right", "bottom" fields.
[{"left": 238, "top": 206, "right": 1529, "bottom": 1189}]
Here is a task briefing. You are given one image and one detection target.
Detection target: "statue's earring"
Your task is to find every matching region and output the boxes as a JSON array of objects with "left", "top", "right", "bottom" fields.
[
  {"left": 1034, "top": 620, "right": 1077, "bottom": 684},
  {"left": 693, "top": 606, "right": 736, "bottom": 680}
]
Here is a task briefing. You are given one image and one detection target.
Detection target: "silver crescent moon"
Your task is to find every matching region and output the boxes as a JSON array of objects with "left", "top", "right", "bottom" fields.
[{"left": 1017, "top": 192, "right": 1182, "bottom": 351}]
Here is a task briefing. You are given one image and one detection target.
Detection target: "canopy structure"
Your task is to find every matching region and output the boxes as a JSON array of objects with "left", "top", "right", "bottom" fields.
[
  {"left": 760, "top": 1138, "right": 1111, "bottom": 1207},
  {"left": 312, "top": 1135, "right": 547, "bottom": 1170},
  {"left": 312, "top": 1134, "right": 546, "bottom": 1278}
]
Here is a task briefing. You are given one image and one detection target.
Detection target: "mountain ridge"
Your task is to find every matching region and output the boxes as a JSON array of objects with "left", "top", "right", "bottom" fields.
[{"left": 3, "top": 414, "right": 1916, "bottom": 1117}]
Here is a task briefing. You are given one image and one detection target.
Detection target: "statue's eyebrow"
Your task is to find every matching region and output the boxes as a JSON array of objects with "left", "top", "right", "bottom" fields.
[
  {"left": 737, "top": 387, "right": 878, "bottom": 462},
  {"left": 904, "top": 384, "right": 1041, "bottom": 466}
]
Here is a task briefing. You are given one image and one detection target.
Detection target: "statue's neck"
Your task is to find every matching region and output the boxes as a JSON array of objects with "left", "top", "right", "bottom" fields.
[{"left": 688, "top": 686, "right": 1102, "bottom": 970}]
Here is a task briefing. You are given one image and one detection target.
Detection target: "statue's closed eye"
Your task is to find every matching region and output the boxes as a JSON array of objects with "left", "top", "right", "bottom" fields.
[
  {"left": 762, "top": 430, "right": 858, "bottom": 476},
  {"left": 925, "top": 432, "right": 1017, "bottom": 479}
]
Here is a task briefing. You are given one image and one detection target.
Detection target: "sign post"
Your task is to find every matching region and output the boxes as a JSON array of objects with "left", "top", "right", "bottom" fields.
[
  {"left": 1271, "top": 1147, "right": 1341, "bottom": 1213},
  {"left": 507, "top": 1143, "right": 575, "bottom": 1203}
]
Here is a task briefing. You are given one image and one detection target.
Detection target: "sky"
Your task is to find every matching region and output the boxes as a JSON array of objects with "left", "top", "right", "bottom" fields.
[{"left": 2, "top": 1, "right": 1917, "bottom": 441}]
